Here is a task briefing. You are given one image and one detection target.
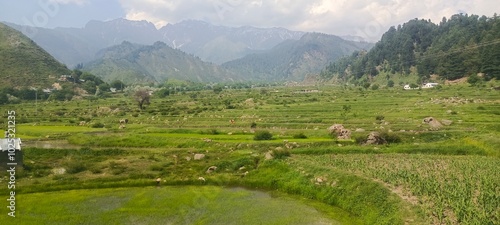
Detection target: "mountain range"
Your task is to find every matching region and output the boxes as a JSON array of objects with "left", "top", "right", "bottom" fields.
[
  {"left": 2, "top": 18, "right": 372, "bottom": 85},
  {"left": 7, "top": 19, "right": 307, "bottom": 67},
  {"left": 223, "top": 32, "right": 373, "bottom": 81}
]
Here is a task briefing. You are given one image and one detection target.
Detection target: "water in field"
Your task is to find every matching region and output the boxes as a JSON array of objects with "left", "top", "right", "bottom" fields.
[{"left": 5, "top": 186, "right": 356, "bottom": 225}]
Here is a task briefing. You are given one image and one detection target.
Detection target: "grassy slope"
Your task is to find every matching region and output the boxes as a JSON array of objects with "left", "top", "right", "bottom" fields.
[
  {"left": 0, "top": 23, "right": 70, "bottom": 88},
  {"left": 0, "top": 84, "right": 498, "bottom": 224}
]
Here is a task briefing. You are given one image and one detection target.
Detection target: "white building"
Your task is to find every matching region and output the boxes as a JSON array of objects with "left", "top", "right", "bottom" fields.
[{"left": 422, "top": 83, "right": 439, "bottom": 88}]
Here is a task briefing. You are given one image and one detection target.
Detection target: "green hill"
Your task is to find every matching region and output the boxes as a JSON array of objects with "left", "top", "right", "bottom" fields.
[
  {"left": 0, "top": 23, "right": 70, "bottom": 89},
  {"left": 84, "top": 41, "right": 241, "bottom": 84},
  {"left": 320, "top": 14, "right": 500, "bottom": 83},
  {"left": 222, "top": 33, "right": 372, "bottom": 81}
]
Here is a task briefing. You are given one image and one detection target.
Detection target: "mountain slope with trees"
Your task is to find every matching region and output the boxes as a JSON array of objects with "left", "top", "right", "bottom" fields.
[
  {"left": 222, "top": 33, "right": 373, "bottom": 81},
  {"left": 0, "top": 22, "right": 70, "bottom": 89},
  {"left": 320, "top": 14, "right": 500, "bottom": 84},
  {"left": 84, "top": 41, "right": 240, "bottom": 84}
]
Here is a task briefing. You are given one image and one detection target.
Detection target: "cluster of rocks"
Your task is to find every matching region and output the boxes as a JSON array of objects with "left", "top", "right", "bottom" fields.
[
  {"left": 429, "top": 97, "right": 484, "bottom": 105},
  {"left": 365, "top": 132, "right": 387, "bottom": 145},
  {"left": 327, "top": 124, "right": 351, "bottom": 139},
  {"left": 327, "top": 117, "right": 453, "bottom": 146},
  {"left": 283, "top": 140, "right": 299, "bottom": 149}
]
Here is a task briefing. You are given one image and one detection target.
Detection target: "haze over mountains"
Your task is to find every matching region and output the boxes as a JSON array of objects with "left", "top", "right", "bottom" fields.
[
  {"left": 7, "top": 19, "right": 309, "bottom": 67},
  {"left": 3, "top": 18, "right": 371, "bottom": 84},
  {"left": 84, "top": 41, "right": 240, "bottom": 84},
  {"left": 223, "top": 32, "right": 373, "bottom": 81}
]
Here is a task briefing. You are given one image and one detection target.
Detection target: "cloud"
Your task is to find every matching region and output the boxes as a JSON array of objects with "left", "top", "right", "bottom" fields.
[
  {"left": 49, "top": 0, "right": 88, "bottom": 5},
  {"left": 117, "top": 0, "right": 499, "bottom": 41}
]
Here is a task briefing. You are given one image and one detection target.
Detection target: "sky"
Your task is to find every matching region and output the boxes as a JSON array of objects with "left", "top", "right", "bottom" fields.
[{"left": 0, "top": 0, "right": 498, "bottom": 41}]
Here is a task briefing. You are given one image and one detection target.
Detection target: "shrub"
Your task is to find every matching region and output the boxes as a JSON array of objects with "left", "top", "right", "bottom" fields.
[
  {"left": 272, "top": 148, "right": 291, "bottom": 159},
  {"left": 66, "top": 162, "right": 87, "bottom": 174},
  {"left": 293, "top": 133, "right": 308, "bottom": 139},
  {"left": 387, "top": 80, "right": 395, "bottom": 87},
  {"left": 379, "top": 132, "right": 402, "bottom": 144},
  {"left": 89, "top": 167, "right": 103, "bottom": 174},
  {"left": 209, "top": 129, "right": 220, "bottom": 135},
  {"left": 254, "top": 130, "right": 273, "bottom": 140},
  {"left": 91, "top": 122, "right": 105, "bottom": 128}
]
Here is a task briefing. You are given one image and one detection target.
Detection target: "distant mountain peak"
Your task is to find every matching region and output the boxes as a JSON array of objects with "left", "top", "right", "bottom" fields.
[{"left": 85, "top": 18, "right": 157, "bottom": 31}]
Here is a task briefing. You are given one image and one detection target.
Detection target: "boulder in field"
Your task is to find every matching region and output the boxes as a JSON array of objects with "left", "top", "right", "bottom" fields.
[
  {"left": 365, "top": 132, "right": 386, "bottom": 145},
  {"left": 206, "top": 166, "right": 217, "bottom": 173},
  {"left": 194, "top": 154, "right": 205, "bottom": 160},
  {"left": 423, "top": 117, "right": 443, "bottom": 130}
]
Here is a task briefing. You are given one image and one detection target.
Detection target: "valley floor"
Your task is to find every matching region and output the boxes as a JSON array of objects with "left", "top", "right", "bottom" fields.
[{"left": 0, "top": 84, "right": 499, "bottom": 224}]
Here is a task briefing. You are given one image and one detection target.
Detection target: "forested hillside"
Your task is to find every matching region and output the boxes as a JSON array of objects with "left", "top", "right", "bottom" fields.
[
  {"left": 320, "top": 14, "right": 500, "bottom": 83},
  {"left": 0, "top": 23, "right": 70, "bottom": 88},
  {"left": 84, "top": 41, "right": 239, "bottom": 84},
  {"left": 223, "top": 33, "right": 372, "bottom": 81}
]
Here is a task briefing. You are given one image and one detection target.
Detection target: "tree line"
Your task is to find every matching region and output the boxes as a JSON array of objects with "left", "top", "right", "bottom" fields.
[{"left": 320, "top": 13, "right": 500, "bottom": 83}]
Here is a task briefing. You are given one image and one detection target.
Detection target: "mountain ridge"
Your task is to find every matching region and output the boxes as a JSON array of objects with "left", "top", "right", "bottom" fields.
[
  {"left": 8, "top": 19, "right": 309, "bottom": 67},
  {"left": 0, "top": 22, "right": 70, "bottom": 89},
  {"left": 222, "top": 32, "right": 373, "bottom": 81},
  {"left": 320, "top": 14, "right": 500, "bottom": 84},
  {"left": 84, "top": 41, "right": 240, "bottom": 84}
]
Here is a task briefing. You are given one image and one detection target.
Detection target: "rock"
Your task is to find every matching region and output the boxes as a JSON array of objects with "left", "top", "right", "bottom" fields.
[
  {"left": 337, "top": 128, "right": 351, "bottom": 139},
  {"left": 366, "top": 132, "right": 386, "bottom": 145},
  {"left": 441, "top": 119, "right": 453, "bottom": 126},
  {"left": 423, "top": 117, "right": 443, "bottom": 130},
  {"left": 265, "top": 151, "right": 274, "bottom": 160},
  {"left": 206, "top": 166, "right": 217, "bottom": 173},
  {"left": 355, "top": 128, "right": 365, "bottom": 132},
  {"left": 52, "top": 168, "right": 66, "bottom": 175},
  {"left": 194, "top": 154, "right": 205, "bottom": 160},
  {"left": 328, "top": 124, "right": 351, "bottom": 139},
  {"left": 185, "top": 156, "right": 191, "bottom": 161},
  {"left": 327, "top": 124, "right": 344, "bottom": 134},
  {"left": 198, "top": 177, "right": 206, "bottom": 182}
]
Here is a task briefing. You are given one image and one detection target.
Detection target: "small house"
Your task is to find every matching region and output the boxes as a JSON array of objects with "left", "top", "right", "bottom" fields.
[
  {"left": 0, "top": 138, "right": 23, "bottom": 168},
  {"left": 422, "top": 83, "right": 439, "bottom": 88}
]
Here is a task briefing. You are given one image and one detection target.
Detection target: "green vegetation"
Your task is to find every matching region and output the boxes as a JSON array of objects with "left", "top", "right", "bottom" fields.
[
  {"left": 0, "top": 23, "right": 70, "bottom": 89},
  {"left": 253, "top": 130, "right": 273, "bottom": 140},
  {"left": 83, "top": 41, "right": 238, "bottom": 84},
  {"left": 222, "top": 33, "right": 373, "bottom": 81},
  {"left": 0, "top": 83, "right": 498, "bottom": 224},
  {"left": 293, "top": 154, "right": 499, "bottom": 224},
  {"left": 2, "top": 186, "right": 352, "bottom": 225},
  {"left": 321, "top": 14, "right": 500, "bottom": 84}
]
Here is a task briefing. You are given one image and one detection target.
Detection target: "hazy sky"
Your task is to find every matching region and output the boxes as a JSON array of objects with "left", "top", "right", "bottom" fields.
[{"left": 1, "top": 0, "right": 498, "bottom": 41}]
